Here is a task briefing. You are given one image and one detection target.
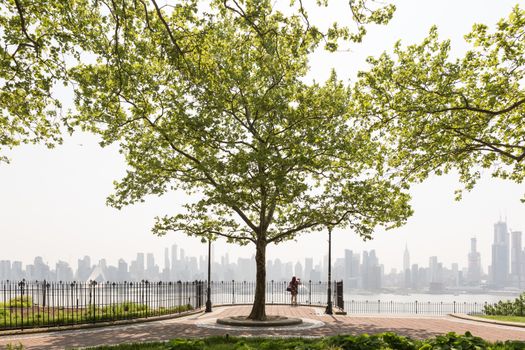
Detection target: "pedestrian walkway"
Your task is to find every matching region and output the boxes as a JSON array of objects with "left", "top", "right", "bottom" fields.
[{"left": 1, "top": 305, "right": 524, "bottom": 349}]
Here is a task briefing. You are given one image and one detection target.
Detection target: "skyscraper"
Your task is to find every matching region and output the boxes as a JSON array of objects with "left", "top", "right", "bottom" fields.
[
  {"left": 77, "top": 256, "right": 92, "bottom": 281},
  {"left": 467, "top": 237, "right": 482, "bottom": 285},
  {"left": 304, "top": 258, "right": 313, "bottom": 281},
  {"left": 403, "top": 244, "right": 410, "bottom": 272},
  {"left": 511, "top": 231, "right": 523, "bottom": 287},
  {"left": 164, "top": 247, "right": 170, "bottom": 271},
  {"left": 491, "top": 220, "right": 510, "bottom": 287},
  {"left": 403, "top": 244, "right": 411, "bottom": 288},
  {"left": 171, "top": 244, "right": 178, "bottom": 279},
  {"left": 361, "top": 250, "right": 381, "bottom": 290}
]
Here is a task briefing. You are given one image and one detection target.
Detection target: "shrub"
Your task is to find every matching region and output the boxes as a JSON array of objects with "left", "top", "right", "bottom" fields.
[
  {"left": 424, "top": 331, "right": 488, "bottom": 349},
  {"left": 7, "top": 296, "right": 33, "bottom": 308},
  {"left": 484, "top": 293, "right": 525, "bottom": 316}
]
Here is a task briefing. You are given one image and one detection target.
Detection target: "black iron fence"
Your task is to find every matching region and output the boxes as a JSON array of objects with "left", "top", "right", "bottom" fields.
[
  {"left": 1, "top": 279, "right": 497, "bottom": 332},
  {"left": 344, "top": 299, "right": 487, "bottom": 315},
  {"left": 0, "top": 280, "right": 203, "bottom": 331},
  {"left": 0, "top": 280, "right": 340, "bottom": 331},
  {"left": 210, "top": 280, "right": 339, "bottom": 306}
]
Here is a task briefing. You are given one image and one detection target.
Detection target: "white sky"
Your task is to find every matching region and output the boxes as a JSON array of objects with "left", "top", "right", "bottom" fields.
[{"left": 1, "top": 0, "right": 524, "bottom": 273}]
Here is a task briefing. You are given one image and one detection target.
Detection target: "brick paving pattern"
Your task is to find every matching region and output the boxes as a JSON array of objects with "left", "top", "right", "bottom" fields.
[{"left": 1, "top": 305, "right": 524, "bottom": 349}]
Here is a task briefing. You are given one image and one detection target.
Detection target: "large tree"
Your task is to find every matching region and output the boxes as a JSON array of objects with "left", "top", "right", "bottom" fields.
[
  {"left": 352, "top": 5, "right": 525, "bottom": 200},
  {"left": 3, "top": 0, "right": 411, "bottom": 320}
]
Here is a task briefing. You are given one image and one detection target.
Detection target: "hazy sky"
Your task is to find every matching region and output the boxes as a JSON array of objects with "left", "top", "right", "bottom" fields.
[{"left": 1, "top": 0, "right": 524, "bottom": 274}]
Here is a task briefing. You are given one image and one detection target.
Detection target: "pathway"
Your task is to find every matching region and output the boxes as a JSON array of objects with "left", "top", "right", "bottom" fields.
[{"left": 1, "top": 305, "right": 525, "bottom": 349}]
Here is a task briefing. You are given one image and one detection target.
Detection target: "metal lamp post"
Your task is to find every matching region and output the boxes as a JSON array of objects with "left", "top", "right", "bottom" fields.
[
  {"left": 325, "top": 226, "right": 333, "bottom": 315},
  {"left": 205, "top": 239, "right": 212, "bottom": 312}
]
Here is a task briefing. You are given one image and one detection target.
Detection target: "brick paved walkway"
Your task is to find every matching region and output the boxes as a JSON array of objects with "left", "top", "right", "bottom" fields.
[{"left": 1, "top": 305, "right": 525, "bottom": 349}]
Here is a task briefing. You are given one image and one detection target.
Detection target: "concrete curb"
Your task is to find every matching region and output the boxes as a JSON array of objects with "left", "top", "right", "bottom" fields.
[{"left": 449, "top": 313, "right": 525, "bottom": 328}]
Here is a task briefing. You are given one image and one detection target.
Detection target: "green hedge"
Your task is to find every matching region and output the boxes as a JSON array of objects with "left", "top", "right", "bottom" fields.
[
  {"left": 85, "top": 332, "right": 525, "bottom": 349},
  {"left": 484, "top": 293, "right": 525, "bottom": 316}
]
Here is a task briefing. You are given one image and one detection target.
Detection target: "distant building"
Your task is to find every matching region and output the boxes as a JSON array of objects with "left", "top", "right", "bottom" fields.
[
  {"left": 361, "top": 250, "right": 381, "bottom": 290},
  {"left": 491, "top": 220, "right": 510, "bottom": 287},
  {"left": 117, "top": 258, "right": 128, "bottom": 281},
  {"left": 77, "top": 256, "right": 92, "bottom": 281},
  {"left": 55, "top": 260, "right": 74, "bottom": 281},
  {"left": 511, "top": 231, "right": 523, "bottom": 287},
  {"left": 304, "top": 258, "right": 313, "bottom": 281},
  {"left": 467, "top": 237, "right": 482, "bottom": 285},
  {"left": 0, "top": 260, "right": 11, "bottom": 280},
  {"left": 403, "top": 245, "right": 410, "bottom": 288}
]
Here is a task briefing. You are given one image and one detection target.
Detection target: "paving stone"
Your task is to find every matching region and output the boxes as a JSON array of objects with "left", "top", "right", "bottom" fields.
[{"left": 1, "top": 305, "right": 524, "bottom": 349}]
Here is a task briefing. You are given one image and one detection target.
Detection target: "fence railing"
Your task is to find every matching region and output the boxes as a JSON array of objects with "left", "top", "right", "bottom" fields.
[
  {"left": 344, "top": 300, "right": 488, "bottom": 315},
  {"left": 0, "top": 280, "right": 204, "bottom": 331},
  {"left": 1, "top": 279, "right": 495, "bottom": 332},
  {"left": 0, "top": 280, "right": 340, "bottom": 331}
]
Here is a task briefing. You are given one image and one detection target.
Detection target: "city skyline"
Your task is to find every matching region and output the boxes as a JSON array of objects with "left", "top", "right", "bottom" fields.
[{"left": 2, "top": 218, "right": 523, "bottom": 292}]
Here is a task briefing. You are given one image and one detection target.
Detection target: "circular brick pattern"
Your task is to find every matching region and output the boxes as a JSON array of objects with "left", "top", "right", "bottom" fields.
[
  {"left": 216, "top": 315, "right": 303, "bottom": 327},
  {"left": 197, "top": 317, "right": 324, "bottom": 331}
]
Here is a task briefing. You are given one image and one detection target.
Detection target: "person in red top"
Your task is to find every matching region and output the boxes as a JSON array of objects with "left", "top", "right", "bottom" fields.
[{"left": 289, "top": 276, "right": 300, "bottom": 306}]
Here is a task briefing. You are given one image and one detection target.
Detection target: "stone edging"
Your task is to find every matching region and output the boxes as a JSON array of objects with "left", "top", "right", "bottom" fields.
[{"left": 449, "top": 313, "right": 525, "bottom": 328}]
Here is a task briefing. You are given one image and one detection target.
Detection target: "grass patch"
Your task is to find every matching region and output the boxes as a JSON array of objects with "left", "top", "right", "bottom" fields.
[
  {"left": 0, "top": 303, "right": 193, "bottom": 330},
  {"left": 479, "top": 315, "right": 525, "bottom": 323},
  {"left": 83, "top": 333, "right": 525, "bottom": 350}
]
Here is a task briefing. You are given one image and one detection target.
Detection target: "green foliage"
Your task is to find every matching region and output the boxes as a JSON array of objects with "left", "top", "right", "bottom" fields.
[
  {"left": 83, "top": 333, "right": 525, "bottom": 350},
  {"left": 327, "top": 333, "right": 420, "bottom": 350},
  {"left": 7, "top": 296, "right": 33, "bottom": 308},
  {"left": 0, "top": 302, "right": 193, "bottom": 330},
  {"left": 484, "top": 293, "right": 525, "bottom": 316},
  {"left": 480, "top": 315, "right": 525, "bottom": 323},
  {"left": 352, "top": 5, "right": 525, "bottom": 201},
  {"left": 424, "top": 332, "right": 486, "bottom": 350},
  {"left": 0, "top": 0, "right": 393, "bottom": 163}
]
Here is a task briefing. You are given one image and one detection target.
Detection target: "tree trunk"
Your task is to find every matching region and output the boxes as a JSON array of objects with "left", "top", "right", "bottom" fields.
[{"left": 248, "top": 239, "right": 267, "bottom": 320}]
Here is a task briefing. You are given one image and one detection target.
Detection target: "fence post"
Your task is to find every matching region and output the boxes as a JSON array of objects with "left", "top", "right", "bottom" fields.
[
  {"left": 453, "top": 301, "right": 456, "bottom": 314},
  {"left": 19, "top": 280, "right": 25, "bottom": 331},
  {"left": 232, "top": 280, "right": 235, "bottom": 304},
  {"left": 378, "top": 299, "right": 380, "bottom": 314},
  {"left": 308, "top": 280, "right": 312, "bottom": 305},
  {"left": 271, "top": 280, "right": 274, "bottom": 304},
  {"left": 42, "top": 279, "right": 47, "bottom": 308},
  {"left": 415, "top": 300, "right": 418, "bottom": 314}
]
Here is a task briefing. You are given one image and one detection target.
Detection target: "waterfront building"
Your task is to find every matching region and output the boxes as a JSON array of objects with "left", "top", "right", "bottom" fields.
[
  {"left": 491, "top": 220, "right": 510, "bottom": 287},
  {"left": 467, "top": 237, "right": 482, "bottom": 285},
  {"left": 511, "top": 231, "right": 523, "bottom": 287},
  {"left": 403, "top": 245, "right": 410, "bottom": 288}
]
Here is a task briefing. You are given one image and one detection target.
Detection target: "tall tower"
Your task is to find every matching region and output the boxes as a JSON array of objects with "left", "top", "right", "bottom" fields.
[
  {"left": 403, "top": 244, "right": 411, "bottom": 288},
  {"left": 467, "top": 237, "right": 482, "bottom": 284},
  {"left": 511, "top": 231, "right": 523, "bottom": 287},
  {"left": 171, "top": 244, "right": 178, "bottom": 279},
  {"left": 403, "top": 244, "right": 410, "bottom": 272},
  {"left": 164, "top": 247, "right": 170, "bottom": 271},
  {"left": 491, "top": 220, "right": 510, "bottom": 287}
]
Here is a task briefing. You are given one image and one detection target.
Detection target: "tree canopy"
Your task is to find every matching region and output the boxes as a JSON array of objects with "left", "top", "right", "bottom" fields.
[
  {"left": 2, "top": 0, "right": 410, "bottom": 320},
  {"left": 352, "top": 5, "right": 525, "bottom": 200},
  {"left": 0, "top": 0, "right": 78, "bottom": 162}
]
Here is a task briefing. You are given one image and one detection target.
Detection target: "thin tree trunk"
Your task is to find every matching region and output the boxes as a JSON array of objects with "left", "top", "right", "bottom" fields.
[{"left": 248, "top": 239, "right": 266, "bottom": 320}]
